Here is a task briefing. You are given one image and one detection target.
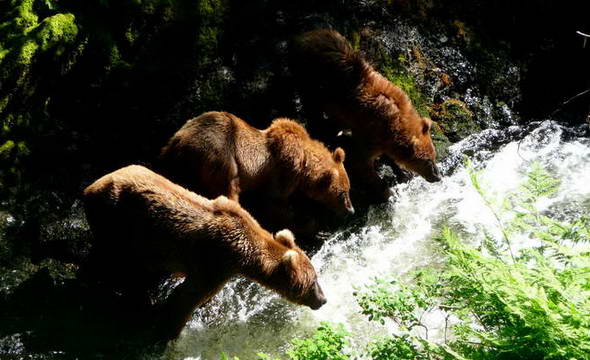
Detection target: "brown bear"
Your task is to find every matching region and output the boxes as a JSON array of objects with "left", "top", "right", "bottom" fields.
[
  {"left": 292, "top": 29, "right": 441, "bottom": 201},
  {"left": 82, "top": 165, "right": 326, "bottom": 339},
  {"left": 159, "top": 111, "right": 354, "bottom": 219}
]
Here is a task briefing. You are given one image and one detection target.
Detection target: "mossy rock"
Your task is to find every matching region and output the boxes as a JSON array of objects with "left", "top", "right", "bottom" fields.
[
  {"left": 387, "top": 69, "right": 430, "bottom": 117},
  {"left": 431, "top": 123, "right": 452, "bottom": 160},
  {"left": 432, "top": 98, "right": 480, "bottom": 142}
]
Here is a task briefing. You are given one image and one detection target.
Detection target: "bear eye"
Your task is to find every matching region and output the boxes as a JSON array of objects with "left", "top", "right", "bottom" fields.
[{"left": 319, "top": 173, "right": 332, "bottom": 188}]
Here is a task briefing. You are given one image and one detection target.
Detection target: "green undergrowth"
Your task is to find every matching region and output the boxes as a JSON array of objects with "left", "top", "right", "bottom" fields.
[{"left": 235, "top": 161, "right": 590, "bottom": 359}]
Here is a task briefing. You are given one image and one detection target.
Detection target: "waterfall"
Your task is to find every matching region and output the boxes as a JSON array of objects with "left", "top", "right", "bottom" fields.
[{"left": 163, "top": 121, "right": 590, "bottom": 359}]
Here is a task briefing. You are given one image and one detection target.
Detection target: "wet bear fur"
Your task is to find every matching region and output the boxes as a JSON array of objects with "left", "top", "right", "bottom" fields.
[
  {"left": 82, "top": 165, "right": 326, "bottom": 339},
  {"left": 159, "top": 111, "right": 354, "bottom": 223},
  {"left": 292, "top": 29, "right": 441, "bottom": 202}
]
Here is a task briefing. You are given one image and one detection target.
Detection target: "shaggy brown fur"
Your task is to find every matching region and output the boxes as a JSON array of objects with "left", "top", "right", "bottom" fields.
[
  {"left": 83, "top": 165, "right": 326, "bottom": 339},
  {"left": 292, "top": 29, "right": 441, "bottom": 199},
  {"left": 159, "top": 111, "right": 354, "bottom": 217}
]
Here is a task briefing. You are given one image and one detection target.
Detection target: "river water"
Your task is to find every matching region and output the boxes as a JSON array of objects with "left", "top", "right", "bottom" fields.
[{"left": 157, "top": 121, "right": 589, "bottom": 360}]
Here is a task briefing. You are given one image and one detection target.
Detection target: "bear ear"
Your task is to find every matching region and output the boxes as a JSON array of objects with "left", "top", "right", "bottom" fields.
[
  {"left": 333, "top": 147, "right": 345, "bottom": 163},
  {"left": 213, "top": 195, "right": 232, "bottom": 207},
  {"left": 282, "top": 249, "right": 299, "bottom": 265},
  {"left": 275, "top": 229, "right": 296, "bottom": 248},
  {"left": 422, "top": 117, "right": 433, "bottom": 135}
]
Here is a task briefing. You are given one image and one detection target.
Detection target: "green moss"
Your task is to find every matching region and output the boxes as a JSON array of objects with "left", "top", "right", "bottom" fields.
[
  {"left": 0, "top": 140, "right": 16, "bottom": 157},
  {"left": 350, "top": 30, "right": 361, "bottom": 51},
  {"left": 12, "top": 0, "right": 38, "bottom": 31},
  {"left": 432, "top": 98, "right": 480, "bottom": 141},
  {"left": 198, "top": 0, "right": 224, "bottom": 17},
  {"left": 439, "top": 98, "right": 473, "bottom": 120},
  {"left": 378, "top": 54, "right": 430, "bottom": 117},
  {"left": 0, "top": 96, "right": 9, "bottom": 114},
  {"left": 392, "top": 72, "right": 429, "bottom": 117},
  {"left": 16, "top": 140, "right": 30, "bottom": 155},
  {"left": 107, "top": 43, "right": 131, "bottom": 70},
  {"left": 125, "top": 25, "right": 139, "bottom": 45},
  {"left": 17, "top": 40, "right": 38, "bottom": 66},
  {"left": 35, "top": 13, "right": 78, "bottom": 52},
  {"left": 0, "top": 4, "right": 79, "bottom": 134},
  {"left": 1, "top": 8, "right": 78, "bottom": 87},
  {"left": 195, "top": 0, "right": 227, "bottom": 60},
  {"left": 430, "top": 123, "right": 451, "bottom": 160}
]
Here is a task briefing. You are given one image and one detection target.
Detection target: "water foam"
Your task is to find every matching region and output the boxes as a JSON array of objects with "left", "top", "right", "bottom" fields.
[{"left": 165, "top": 122, "right": 590, "bottom": 359}]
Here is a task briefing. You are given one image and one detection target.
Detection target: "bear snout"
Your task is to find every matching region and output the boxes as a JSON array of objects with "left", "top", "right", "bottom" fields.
[
  {"left": 425, "top": 161, "right": 442, "bottom": 183},
  {"left": 344, "top": 202, "right": 355, "bottom": 216},
  {"left": 346, "top": 205, "right": 355, "bottom": 216},
  {"left": 411, "top": 158, "right": 442, "bottom": 183},
  {"left": 310, "top": 295, "right": 327, "bottom": 310},
  {"left": 339, "top": 193, "right": 355, "bottom": 216},
  {"left": 306, "top": 281, "right": 327, "bottom": 310}
]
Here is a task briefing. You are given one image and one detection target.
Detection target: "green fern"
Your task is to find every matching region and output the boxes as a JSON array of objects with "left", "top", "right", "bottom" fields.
[
  {"left": 244, "top": 161, "right": 590, "bottom": 360},
  {"left": 353, "top": 161, "right": 590, "bottom": 359}
]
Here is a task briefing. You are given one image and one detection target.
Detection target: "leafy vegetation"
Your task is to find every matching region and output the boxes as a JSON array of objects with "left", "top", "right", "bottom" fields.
[
  {"left": 286, "top": 323, "right": 351, "bottom": 360},
  {"left": 246, "top": 162, "right": 590, "bottom": 359}
]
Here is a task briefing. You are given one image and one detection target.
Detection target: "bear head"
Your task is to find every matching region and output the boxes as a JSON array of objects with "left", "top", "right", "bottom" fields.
[
  {"left": 371, "top": 93, "right": 441, "bottom": 182},
  {"left": 306, "top": 147, "right": 354, "bottom": 216},
  {"left": 266, "top": 229, "right": 327, "bottom": 310},
  {"left": 388, "top": 114, "right": 441, "bottom": 183},
  {"left": 267, "top": 119, "right": 354, "bottom": 216}
]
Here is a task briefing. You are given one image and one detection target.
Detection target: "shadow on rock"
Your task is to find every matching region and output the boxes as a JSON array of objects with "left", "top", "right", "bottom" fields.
[{"left": 0, "top": 268, "right": 169, "bottom": 360}]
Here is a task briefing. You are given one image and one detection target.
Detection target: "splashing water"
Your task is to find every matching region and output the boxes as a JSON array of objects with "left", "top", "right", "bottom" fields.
[{"left": 162, "top": 121, "right": 590, "bottom": 359}]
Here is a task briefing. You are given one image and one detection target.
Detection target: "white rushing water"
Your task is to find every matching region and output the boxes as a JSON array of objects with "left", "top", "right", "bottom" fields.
[{"left": 161, "top": 121, "right": 590, "bottom": 360}]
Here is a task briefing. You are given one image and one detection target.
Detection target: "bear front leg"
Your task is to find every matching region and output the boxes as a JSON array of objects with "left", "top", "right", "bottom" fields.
[
  {"left": 153, "top": 275, "right": 226, "bottom": 340},
  {"left": 346, "top": 150, "right": 393, "bottom": 205}
]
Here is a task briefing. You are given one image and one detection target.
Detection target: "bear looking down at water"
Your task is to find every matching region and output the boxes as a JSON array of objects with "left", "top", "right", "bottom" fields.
[
  {"left": 82, "top": 165, "right": 326, "bottom": 339},
  {"left": 292, "top": 29, "right": 441, "bottom": 201},
  {"left": 159, "top": 111, "right": 354, "bottom": 218}
]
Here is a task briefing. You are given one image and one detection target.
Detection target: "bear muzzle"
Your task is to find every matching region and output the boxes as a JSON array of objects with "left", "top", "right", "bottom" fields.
[
  {"left": 411, "top": 158, "right": 442, "bottom": 183},
  {"left": 344, "top": 201, "right": 355, "bottom": 216},
  {"left": 346, "top": 206, "right": 355, "bottom": 216},
  {"left": 306, "top": 281, "right": 327, "bottom": 310},
  {"left": 424, "top": 161, "right": 442, "bottom": 183},
  {"left": 340, "top": 193, "right": 355, "bottom": 216}
]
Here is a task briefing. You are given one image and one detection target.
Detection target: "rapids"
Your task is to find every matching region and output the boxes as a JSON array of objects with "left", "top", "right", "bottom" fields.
[{"left": 160, "top": 120, "right": 590, "bottom": 359}]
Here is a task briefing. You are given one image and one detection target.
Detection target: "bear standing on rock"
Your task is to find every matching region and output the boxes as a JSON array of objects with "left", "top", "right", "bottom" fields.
[
  {"left": 159, "top": 111, "right": 354, "bottom": 228},
  {"left": 292, "top": 29, "right": 441, "bottom": 202},
  {"left": 83, "top": 165, "right": 326, "bottom": 339}
]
